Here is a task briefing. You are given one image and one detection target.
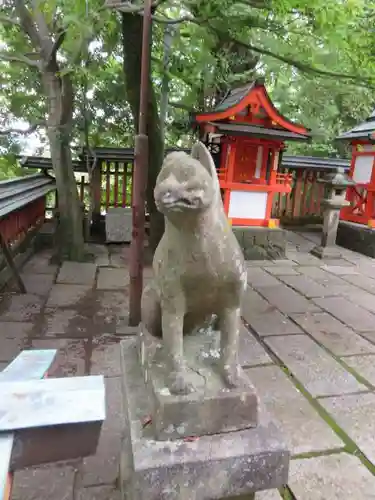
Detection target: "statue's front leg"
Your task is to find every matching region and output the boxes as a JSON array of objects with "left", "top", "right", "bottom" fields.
[
  {"left": 218, "top": 307, "right": 248, "bottom": 388},
  {"left": 162, "top": 304, "right": 194, "bottom": 395}
]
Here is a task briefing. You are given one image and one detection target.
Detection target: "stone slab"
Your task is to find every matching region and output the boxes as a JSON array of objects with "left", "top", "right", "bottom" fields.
[
  {"left": 276, "top": 275, "right": 331, "bottom": 298},
  {"left": 322, "top": 265, "right": 359, "bottom": 276},
  {"left": 0, "top": 322, "right": 33, "bottom": 362},
  {"left": 120, "top": 339, "right": 289, "bottom": 500},
  {"left": 12, "top": 464, "right": 76, "bottom": 500},
  {"left": 90, "top": 336, "right": 122, "bottom": 377},
  {"left": 296, "top": 266, "right": 346, "bottom": 286},
  {"left": 57, "top": 262, "right": 97, "bottom": 286},
  {"left": 46, "top": 284, "right": 92, "bottom": 308},
  {"left": 341, "top": 289, "right": 375, "bottom": 314},
  {"left": 321, "top": 393, "right": 375, "bottom": 464},
  {"left": 241, "top": 289, "right": 276, "bottom": 324},
  {"left": 41, "top": 309, "right": 92, "bottom": 338},
  {"left": 22, "top": 253, "right": 59, "bottom": 275},
  {"left": 256, "top": 286, "right": 320, "bottom": 314},
  {"left": 239, "top": 325, "right": 272, "bottom": 367},
  {"left": 139, "top": 328, "right": 259, "bottom": 440},
  {"left": 105, "top": 207, "right": 132, "bottom": 243},
  {"left": 246, "top": 366, "right": 343, "bottom": 455},
  {"left": 263, "top": 267, "right": 300, "bottom": 276},
  {"left": 340, "top": 273, "right": 375, "bottom": 293},
  {"left": 286, "top": 254, "right": 320, "bottom": 266},
  {"left": 312, "top": 296, "right": 375, "bottom": 332},
  {"left": 94, "top": 291, "right": 129, "bottom": 334},
  {"left": 76, "top": 486, "right": 121, "bottom": 500},
  {"left": 0, "top": 294, "right": 43, "bottom": 322},
  {"left": 342, "top": 354, "right": 375, "bottom": 386},
  {"left": 80, "top": 378, "right": 123, "bottom": 487},
  {"left": 97, "top": 268, "right": 130, "bottom": 290},
  {"left": 289, "top": 453, "right": 375, "bottom": 499},
  {"left": 31, "top": 338, "right": 86, "bottom": 377},
  {"left": 256, "top": 491, "right": 281, "bottom": 499},
  {"left": 233, "top": 227, "right": 287, "bottom": 260},
  {"left": 19, "top": 273, "right": 55, "bottom": 296},
  {"left": 264, "top": 335, "right": 365, "bottom": 397},
  {"left": 246, "top": 268, "right": 281, "bottom": 288},
  {"left": 290, "top": 312, "right": 375, "bottom": 356},
  {"left": 246, "top": 311, "right": 303, "bottom": 337},
  {"left": 0, "top": 335, "right": 27, "bottom": 363}
]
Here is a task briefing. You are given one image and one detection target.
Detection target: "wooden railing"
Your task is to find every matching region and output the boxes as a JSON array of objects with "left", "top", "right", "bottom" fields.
[
  {"left": 0, "top": 173, "right": 56, "bottom": 290},
  {"left": 272, "top": 156, "right": 350, "bottom": 224},
  {"left": 77, "top": 160, "right": 133, "bottom": 213},
  {"left": 0, "top": 174, "right": 56, "bottom": 246}
]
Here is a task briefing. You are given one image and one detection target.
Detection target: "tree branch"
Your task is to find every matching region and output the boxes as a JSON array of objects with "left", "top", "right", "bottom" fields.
[
  {"left": 152, "top": 14, "right": 194, "bottom": 25},
  {"left": 0, "top": 51, "right": 41, "bottom": 68},
  {"left": 14, "top": 0, "right": 41, "bottom": 48},
  {"left": 0, "top": 122, "right": 46, "bottom": 136},
  {"left": 31, "top": 0, "right": 55, "bottom": 61},
  {"left": 106, "top": 0, "right": 170, "bottom": 14},
  {"left": 205, "top": 24, "right": 375, "bottom": 88},
  {"left": 0, "top": 15, "right": 20, "bottom": 26}
]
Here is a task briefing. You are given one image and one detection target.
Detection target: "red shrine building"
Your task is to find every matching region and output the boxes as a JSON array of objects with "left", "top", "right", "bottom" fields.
[
  {"left": 191, "top": 79, "right": 311, "bottom": 228},
  {"left": 335, "top": 110, "right": 375, "bottom": 257},
  {"left": 336, "top": 111, "right": 375, "bottom": 228}
]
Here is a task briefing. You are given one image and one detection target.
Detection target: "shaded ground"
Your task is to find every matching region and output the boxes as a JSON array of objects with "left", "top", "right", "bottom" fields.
[{"left": 2, "top": 233, "right": 375, "bottom": 498}]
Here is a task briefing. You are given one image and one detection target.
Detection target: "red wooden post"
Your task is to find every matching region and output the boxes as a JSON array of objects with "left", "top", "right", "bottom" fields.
[{"left": 128, "top": 0, "right": 153, "bottom": 326}]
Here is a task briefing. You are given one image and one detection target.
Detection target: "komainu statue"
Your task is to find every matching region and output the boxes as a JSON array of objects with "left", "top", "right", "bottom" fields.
[{"left": 141, "top": 142, "right": 248, "bottom": 394}]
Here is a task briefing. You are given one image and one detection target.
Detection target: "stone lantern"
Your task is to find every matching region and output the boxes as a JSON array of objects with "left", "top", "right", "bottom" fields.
[{"left": 311, "top": 167, "right": 356, "bottom": 259}]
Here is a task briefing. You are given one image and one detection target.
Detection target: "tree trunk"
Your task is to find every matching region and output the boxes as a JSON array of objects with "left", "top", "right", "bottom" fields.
[
  {"left": 121, "top": 12, "right": 165, "bottom": 253},
  {"left": 43, "top": 70, "right": 85, "bottom": 261}
]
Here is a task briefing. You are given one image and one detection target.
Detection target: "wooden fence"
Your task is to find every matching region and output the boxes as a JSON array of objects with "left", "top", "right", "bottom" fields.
[
  {"left": 77, "top": 160, "right": 133, "bottom": 215},
  {"left": 272, "top": 168, "right": 326, "bottom": 223},
  {"left": 20, "top": 152, "right": 350, "bottom": 225},
  {"left": 272, "top": 156, "right": 350, "bottom": 224}
]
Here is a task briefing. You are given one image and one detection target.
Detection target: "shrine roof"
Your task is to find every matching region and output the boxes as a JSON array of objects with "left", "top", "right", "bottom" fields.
[
  {"left": 191, "top": 79, "right": 310, "bottom": 138},
  {"left": 336, "top": 109, "right": 375, "bottom": 141},
  {"left": 210, "top": 122, "right": 310, "bottom": 142}
]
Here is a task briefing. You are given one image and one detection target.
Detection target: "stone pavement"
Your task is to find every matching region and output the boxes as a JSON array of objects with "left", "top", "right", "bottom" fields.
[{"left": 2, "top": 232, "right": 375, "bottom": 498}]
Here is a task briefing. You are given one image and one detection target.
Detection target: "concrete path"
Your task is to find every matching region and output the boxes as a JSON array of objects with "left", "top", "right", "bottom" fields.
[{"left": 1, "top": 232, "right": 375, "bottom": 499}]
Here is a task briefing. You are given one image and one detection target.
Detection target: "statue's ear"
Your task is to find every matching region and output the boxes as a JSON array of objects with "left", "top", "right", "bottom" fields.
[{"left": 191, "top": 142, "right": 220, "bottom": 193}]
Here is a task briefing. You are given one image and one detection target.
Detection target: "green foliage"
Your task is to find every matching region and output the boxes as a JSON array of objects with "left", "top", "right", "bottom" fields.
[{"left": 1, "top": 0, "right": 375, "bottom": 171}]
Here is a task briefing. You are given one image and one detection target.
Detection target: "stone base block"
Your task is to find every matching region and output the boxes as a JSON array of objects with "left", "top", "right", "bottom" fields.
[
  {"left": 139, "top": 327, "right": 259, "bottom": 441},
  {"left": 232, "top": 227, "right": 286, "bottom": 261},
  {"left": 120, "top": 340, "right": 289, "bottom": 500},
  {"left": 105, "top": 207, "right": 132, "bottom": 243},
  {"left": 337, "top": 221, "right": 375, "bottom": 258},
  {"left": 310, "top": 245, "right": 343, "bottom": 260}
]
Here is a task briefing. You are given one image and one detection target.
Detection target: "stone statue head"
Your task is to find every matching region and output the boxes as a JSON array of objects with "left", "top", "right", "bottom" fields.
[{"left": 154, "top": 150, "right": 218, "bottom": 218}]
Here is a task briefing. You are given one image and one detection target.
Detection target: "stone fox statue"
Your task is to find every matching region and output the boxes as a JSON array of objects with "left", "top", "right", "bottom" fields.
[{"left": 141, "top": 142, "right": 248, "bottom": 394}]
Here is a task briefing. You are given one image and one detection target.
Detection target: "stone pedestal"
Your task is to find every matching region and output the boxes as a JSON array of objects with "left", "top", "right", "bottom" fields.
[
  {"left": 311, "top": 202, "right": 345, "bottom": 259},
  {"left": 105, "top": 207, "right": 132, "bottom": 243},
  {"left": 119, "top": 337, "right": 289, "bottom": 500},
  {"left": 139, "top": 328, "right": 259, "bottom": 441}
]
